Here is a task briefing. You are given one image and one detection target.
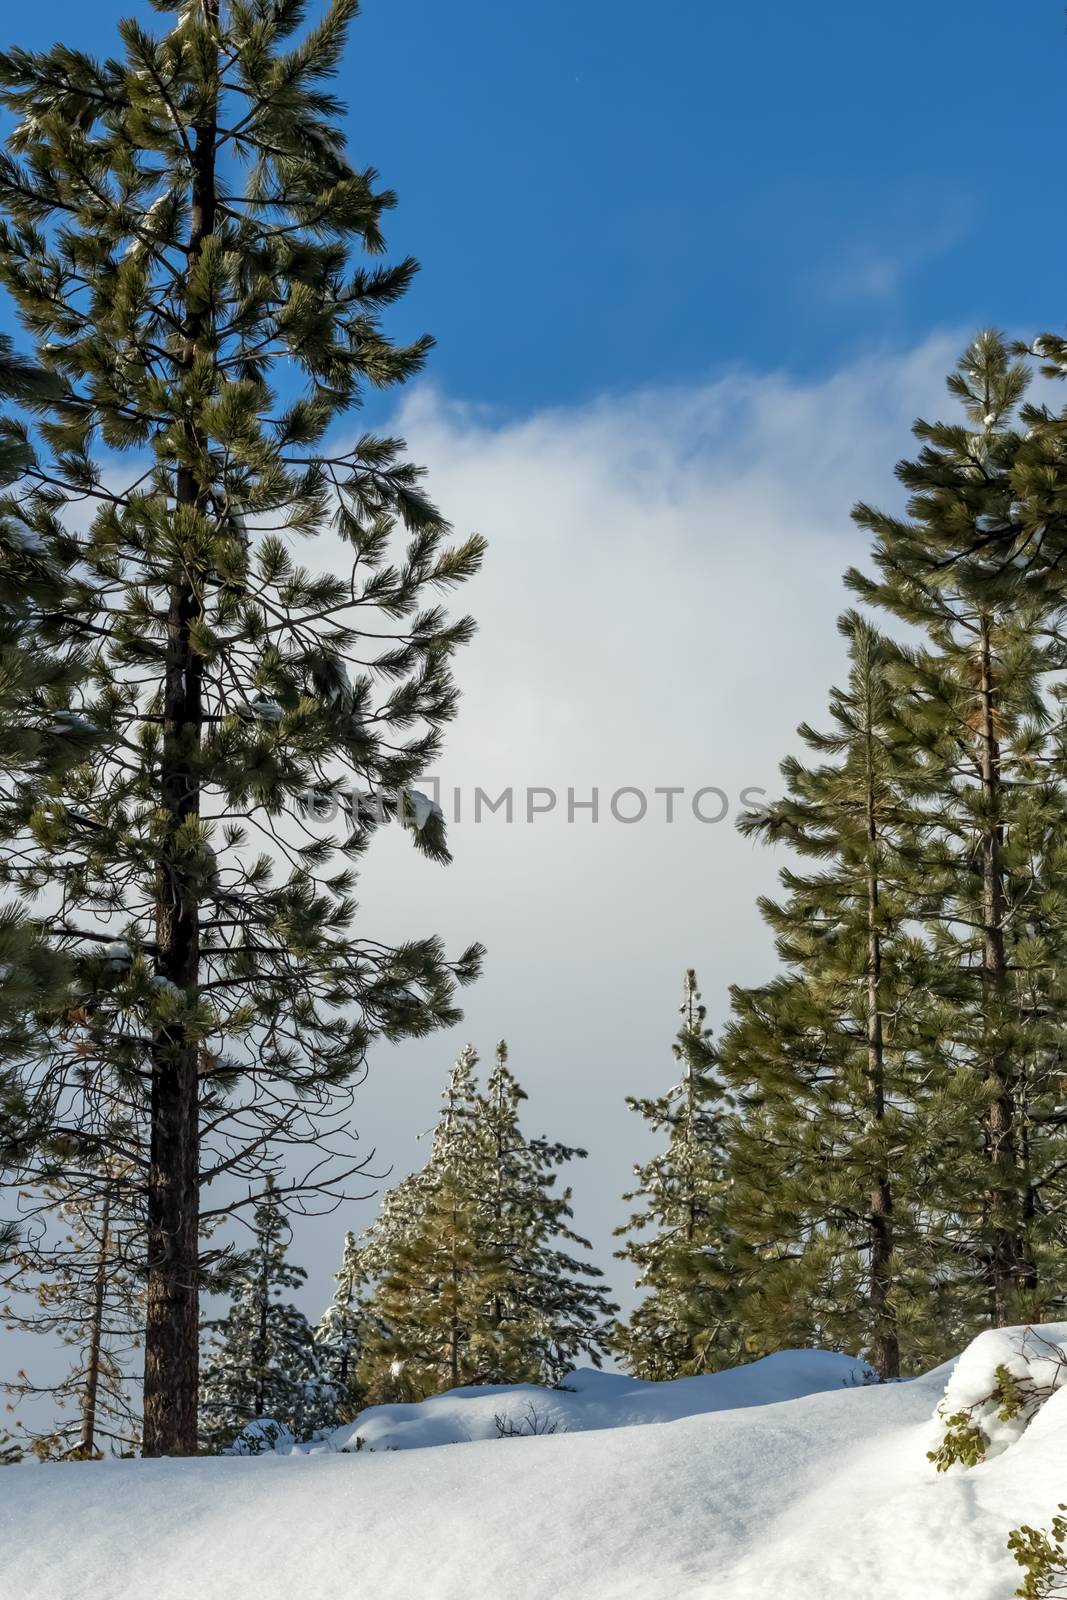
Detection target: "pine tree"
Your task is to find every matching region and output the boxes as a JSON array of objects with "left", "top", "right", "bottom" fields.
[
  {"left": 358, "top": 1046, "right": 486, "bottom": 1399},
  {"left": 719, "top": 618, "right": 941, "bottom": 1376},
  {"left": 475, "top": 1040, "right": 616, "bottom": 1385},
  {"left": 314, "top": 1229, "right": 370, "bottom": 1422},
  {"left": 357, "top": 1043, "right": 614, "bottom": 1400},
  {"left": 613, "top": 970, "right": 744, "bottom": 1379},
  {"left": 848, "top": 331, "right": 1067, "bottom": 1330},
  {"left": 200, "top": 1177, "right": 326, "bottom": 1449},
  {"left": 0, "top": 0, "right": 483, "bottom": 1453},
  {"left": 0, "top": 338, "right": 91, "bottom": 1256},
  {"left": 2, "top": 1154, "right": 144, "bottom": 1458}
]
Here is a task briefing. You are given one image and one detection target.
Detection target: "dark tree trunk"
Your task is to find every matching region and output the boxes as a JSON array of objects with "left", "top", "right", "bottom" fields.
[
  {"left": 142, "top": 0, "right": 219, "bottom": 1457},
  {"left": 977, "top": 617, "right": 1019, "bottom": 1328},
  {"left": 865, "top": 720, "right": 899, "bottom": 1382}
]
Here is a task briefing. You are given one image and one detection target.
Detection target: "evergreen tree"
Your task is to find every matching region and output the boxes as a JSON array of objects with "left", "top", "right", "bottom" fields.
[
  {"left": 848, "top": 331, "right": 1067, "bottom": 1330},
  {"left": 200, "top": 1177, "right": 326, "bottom": 1449},
  {"left": 0, "top": 338, "right": 91, "bottom": 1256},
  {"left": 0, "top": 0, "right": 483, "bottom": 1454},
  {"left": 613, "top": 970, "right": 744, "bottom": 1379},
  {"left": 720, "top": 617, "right": 945, "bottom": 1376},
  {"left": 313, "top": 1229, "right": 370, "bottom": 1422},
  {"left": 2, "top": 1153, "right": 144, "bottom": 1458},
  {"left": 475, "top": 1040, "right": 616, "bottom": 1385},
  {"left": 358, "top": 1046, "right": 494, "bottom": 1399},
  {"left": 357, "top": 1043, "right": 614, "bottom": 1400}
]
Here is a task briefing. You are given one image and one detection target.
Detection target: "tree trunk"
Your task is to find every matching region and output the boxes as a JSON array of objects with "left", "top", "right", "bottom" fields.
[
  {"left": 977, "top": 616, "right": 1019, "bottom": 1327},
  {"left": 142, "top": 0, "right": 219, "bottom": 1457},
  {"left": 865, "top": 719, "right": 899, "bottom": 1381},
  {"left": 78, "top": 1187, "right": 111, "bottom": 1459}
]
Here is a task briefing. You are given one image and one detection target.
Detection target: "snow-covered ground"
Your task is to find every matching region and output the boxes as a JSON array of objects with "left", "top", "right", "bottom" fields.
[{"left": 5, "top": 1330, "right": 1067, "bottom": 1600}]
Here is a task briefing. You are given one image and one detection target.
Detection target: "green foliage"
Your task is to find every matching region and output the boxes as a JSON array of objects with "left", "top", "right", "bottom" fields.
[
  {"left": 613, "top": 970, "right": 747, "bottom": 1379},
  {"left": 356, "top": 1042, "right": 616, "bottom": 1401},
  {"left": 313, "top": 1229, "right": 371, "bottom": 1423},
  {"left": 708, "top": 333, "right": 1067, "bottom": 1375},
  {"left": 1008, "top": 1507, "right": 1067, "bottom": 1599},
  {"left": 847, "top": 331, "right": 1067, "bottom": 1332},
  {"left": 927, "top": 1410, "right": 990, "bottom": 1472},
  {"left": 200, "top": 1178, "right": 331, "bottom": 1448},
  {"left": 0, "top": 0, "right": 484, "bottom": 1442},
  {"left": 719, "top": 618, "right": 941, "bottom": 1375}
]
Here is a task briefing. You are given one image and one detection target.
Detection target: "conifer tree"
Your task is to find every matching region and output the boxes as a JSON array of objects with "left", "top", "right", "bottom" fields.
[
  {"left": 313, "top": 1229, "right": 370, "bottom": 1422},
  {"left": 848, "top": 331, "right": 1067, "bottom": 1330},
  {"left": 0, "top": 0, "right": 483, "bottom": 1453},
  {"left": 358, "top": 1046, "right": 486, "bottom": 1399},
  {"left": 720, "top": 618, "right": 941, "bottom": 1376},
  {"left": 613, "top": 971, "right": 743, "bottom": 1379},
  {"left": 2, "top": 1154, "right": 144, "bottom": 1458},
  {"left": 0, "top": 339, "right": 90, "bottom": 1254},
  {"left": 475, "top": 1040, "right": 616, "bottom": 1384},
  {"left": 357, "top": 1043, "right": 614, "bottom": 1400},
  {"left": 200, "top": 1177, "right": 326, "bottom": 1449}
]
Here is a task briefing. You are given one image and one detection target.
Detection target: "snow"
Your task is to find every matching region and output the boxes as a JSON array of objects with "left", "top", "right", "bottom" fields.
[
  {"left": 225, "top": 1418, "right": 296, "bottom": 1457},
  {"left": 404, "top": 787, "right": 443, "bottom": 831},
  {"left": 6, "top": 525, "right": 45, "bottom": 553},
  {"left": 4, "top": 1331, "right": 1067, "bottom": 1599},
  {"left": 48, "top": 710, "right": 97, "bottom": 735},
  {"left": 931, "top": 1322, "right": 1067, "bottom": 1462},
  {"left": 249, "top": 696, "right": 284, "bottom": 723},
  {"left": 332, "top": 1350, "right": 873, "bottom": 1452}
]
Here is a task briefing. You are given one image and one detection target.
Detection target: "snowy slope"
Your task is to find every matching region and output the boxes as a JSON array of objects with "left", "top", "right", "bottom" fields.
[
  {"left": 331, "top": 1347, "right": 873, "bottom": 1451},
  {"left": 4, "top": 1335, "right": 1066, "bottom": 1600}
]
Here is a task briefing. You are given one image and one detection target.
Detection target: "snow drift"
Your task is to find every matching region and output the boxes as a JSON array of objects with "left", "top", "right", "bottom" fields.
[
  {"left": 331, "top": 1347, "right": 873, "bottom": 1452},
  {"left": 4, "top": 1329, "right": 1067, "bottom": 1600}
]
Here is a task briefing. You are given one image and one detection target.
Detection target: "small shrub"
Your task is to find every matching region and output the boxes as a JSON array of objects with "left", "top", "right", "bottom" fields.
[
  {"left": 493, "top": 1403, "right": 565, "bottom": 1438},
  {"left": 1008, "top": 1507, "right": 1067, "bottom": 1599}
]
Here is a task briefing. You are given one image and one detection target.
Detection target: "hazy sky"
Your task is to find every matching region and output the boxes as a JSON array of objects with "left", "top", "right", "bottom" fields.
[{"left": 5, "top": 0, "right": 1067, "bottom": 1335}]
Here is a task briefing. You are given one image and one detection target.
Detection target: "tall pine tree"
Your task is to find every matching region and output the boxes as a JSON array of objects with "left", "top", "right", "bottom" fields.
[
  {"left": 0, "top": 0, "right": 483, "bottom": 1453},
  {"left": 849, "top": 331, "right": 1067, "bottom": 1330},
  {"left": 720, "top": 618, "right": 940, "bottom": 1376}
]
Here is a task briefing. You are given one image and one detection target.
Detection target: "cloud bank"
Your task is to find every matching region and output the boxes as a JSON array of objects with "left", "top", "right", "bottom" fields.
[{"left": 320, "top": 332, "right": 966, "bottom": 1317}]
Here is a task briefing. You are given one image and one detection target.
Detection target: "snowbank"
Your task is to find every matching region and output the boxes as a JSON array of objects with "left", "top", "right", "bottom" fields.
[
  {"left": 332, "top": 1348, "right": 872, "bottom": 1452},
  {"left": 4, "top": 1331, "right": 1067, "bottom": 1600},
  {"left": 929, "top": 1321, "right": 1067, "bottom": 1462}
]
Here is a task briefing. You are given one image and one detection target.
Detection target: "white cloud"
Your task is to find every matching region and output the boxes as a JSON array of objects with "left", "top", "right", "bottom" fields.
[{"left": 306, "top": 332, "right": 965, "bottom": 1316}]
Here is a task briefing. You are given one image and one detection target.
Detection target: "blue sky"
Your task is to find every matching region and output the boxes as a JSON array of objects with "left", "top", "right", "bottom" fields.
[{"left": 7, "top": 0, "right": 1067, "bottom": 410}]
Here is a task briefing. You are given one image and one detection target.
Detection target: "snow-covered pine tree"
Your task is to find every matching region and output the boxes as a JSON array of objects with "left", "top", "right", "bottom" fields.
[
  {"left": 613, "top": 970, "right": 744, "bottom": 1380},
  {"left": 0, "top": 0, "right": 483, "bottom": 1453},
  {"left": 358, "top": 1045, "right": 491, "bottom": 1400},
  {"left": 719, "top": 617, "right": 936, "bottom": 1377},
  {"left": 200, "top": 1177, "right": 327, "bottom": 1450},
  {"left": 849, "top": 331, "right": 1067, "bottom": 1331},
  {"left": 357, "top": 1043, "right": 614, "bottom": 1400},
  {"left": 475, "top": 1039, "right": 616, "bottom": 1385},
  {"left": 314, "top": 1229, "right": 370, "bottom": 1423}
]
